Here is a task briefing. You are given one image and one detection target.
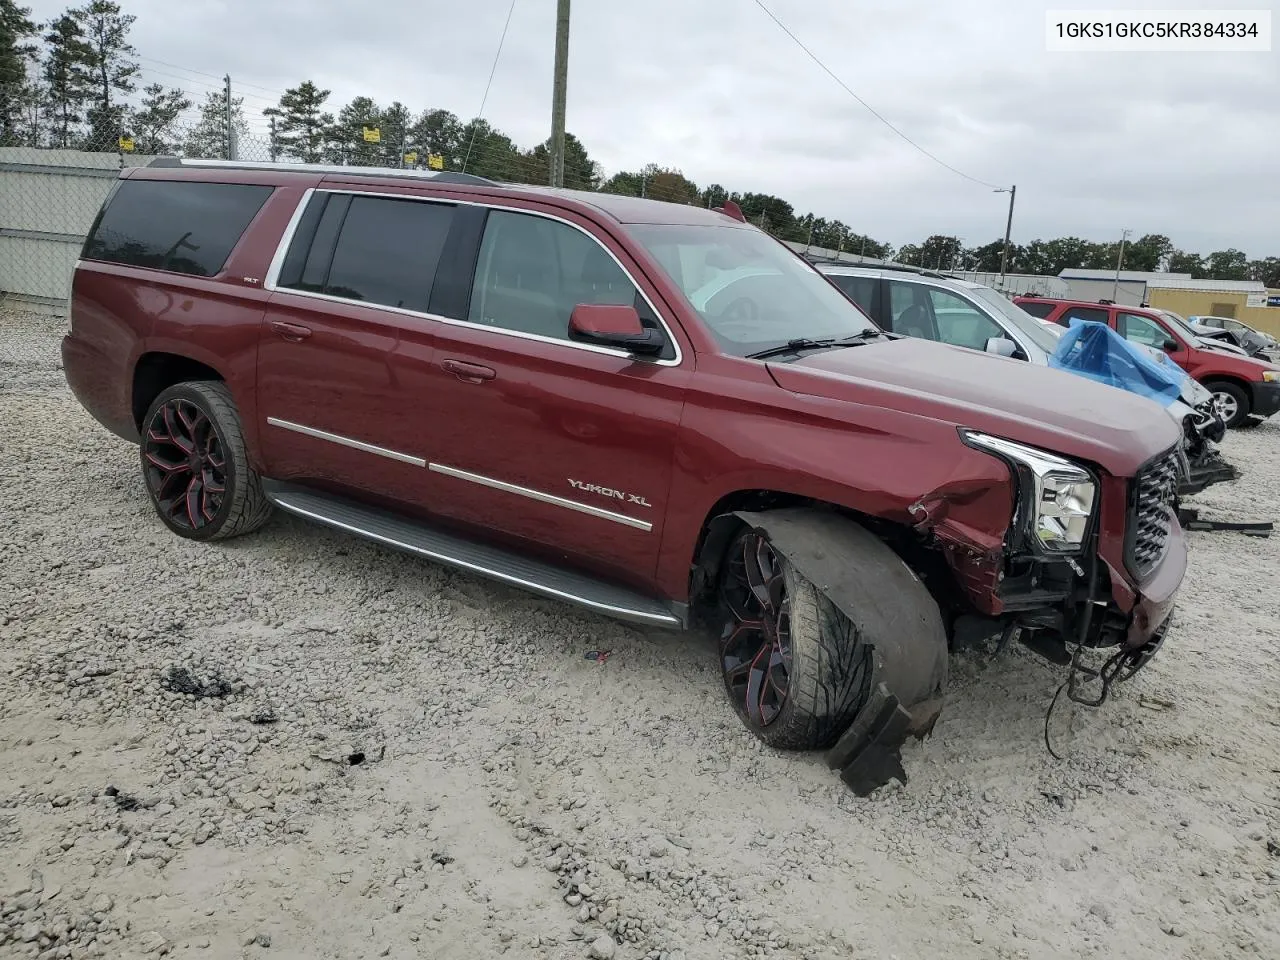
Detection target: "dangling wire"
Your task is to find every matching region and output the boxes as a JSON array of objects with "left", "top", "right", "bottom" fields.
[{"left": 463, "top": 0, "right": 520, "bottom": 173}]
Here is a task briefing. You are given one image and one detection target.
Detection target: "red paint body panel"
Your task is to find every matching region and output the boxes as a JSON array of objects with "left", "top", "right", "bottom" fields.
[{"left": 63, "top": 164, "right": 1185, "bottom": 650}]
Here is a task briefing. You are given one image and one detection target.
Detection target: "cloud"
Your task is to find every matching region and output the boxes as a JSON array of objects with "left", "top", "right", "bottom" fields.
[{"left": 27, "top": 0, "right": 1278, "bottom": 257}]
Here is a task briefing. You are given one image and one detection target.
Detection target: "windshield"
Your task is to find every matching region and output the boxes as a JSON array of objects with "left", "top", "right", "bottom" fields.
[
  {"left": 1154, "top": 309, "right": 1201, "bottom": 340},
  {"left": 967, "top": 286, "right": 1061, "bottom": 354},
  {"left": 627, "top": 223, "right": 879, "bottom": 356}
]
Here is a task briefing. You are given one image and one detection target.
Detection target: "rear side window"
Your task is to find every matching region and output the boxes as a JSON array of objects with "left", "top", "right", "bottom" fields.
[
  {"left": 828, "top": 274, "right": 876, "bottom": 314},
  {"left": 279, "top": 194, "right": 454, "bottom": 313},
  {"left": 1017, "top": 301, "right": 1055, "bottom": 319},
  {"left": 1058, "top": 306, "right": 1109, "bottom": 327},
  {"left": 83, "top": 179, "right": 273, "bottom": 277}
]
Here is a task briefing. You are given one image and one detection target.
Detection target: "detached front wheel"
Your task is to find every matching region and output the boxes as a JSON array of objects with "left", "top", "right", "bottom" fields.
[
  {"left": 717, "top": 528, "right": 872, "bottom": 750},
  {"left": 140, "top": 381, "right": 272, "bottom": 541}
]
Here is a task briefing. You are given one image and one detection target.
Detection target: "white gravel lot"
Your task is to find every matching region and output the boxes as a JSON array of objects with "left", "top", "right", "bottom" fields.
[{"left": 2, "top": 307, "right": 1278, "bottom": 960}]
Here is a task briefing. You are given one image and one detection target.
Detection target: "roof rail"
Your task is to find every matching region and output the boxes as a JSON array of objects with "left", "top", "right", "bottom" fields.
[
  {"left": 145, "top": 156, "right": 497, "bottom": 186},
  {"left": 806, "top": 254, "right": 946, "bottom": 280}
]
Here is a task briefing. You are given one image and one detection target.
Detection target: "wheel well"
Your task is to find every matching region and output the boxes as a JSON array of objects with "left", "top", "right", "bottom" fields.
[
  {"left": 686, "top": 490, "right": 968, "bottom": 630},
  {"left": 132, "top": 353, "right": 224, "bottom": 429},
  {"left": 1202, "top": 376, "right": 1250, "bottom": 394}
]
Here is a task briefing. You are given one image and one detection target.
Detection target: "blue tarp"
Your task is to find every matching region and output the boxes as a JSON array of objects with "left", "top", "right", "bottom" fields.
[{"left": 1048, "top": 318, "right": 1186, "bottom": 408}]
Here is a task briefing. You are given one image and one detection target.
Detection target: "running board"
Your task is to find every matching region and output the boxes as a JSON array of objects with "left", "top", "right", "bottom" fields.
[{"left": 262, "top": 481, "right": 683, "bottom": 628}]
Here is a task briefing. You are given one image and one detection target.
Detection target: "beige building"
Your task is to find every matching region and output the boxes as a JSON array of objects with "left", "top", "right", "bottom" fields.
[{"left": 1144, "top": 278, "right": 1279, "bottom": 337}]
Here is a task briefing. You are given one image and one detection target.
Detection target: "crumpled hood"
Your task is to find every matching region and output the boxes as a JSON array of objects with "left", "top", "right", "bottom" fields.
[{"left": 768, "top": 337, "right": 1181, "bottom": 478}]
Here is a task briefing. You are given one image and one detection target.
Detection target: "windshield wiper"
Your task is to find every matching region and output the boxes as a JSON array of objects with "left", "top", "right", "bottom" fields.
[
  {"left": 746, "top": 330, "right": 885, "bottom": 361},
  {"left": 745, "top": 338, "right": 836, "bottom": 360},
  {"left": 832, "top": 329, "right": 886, "bottom": 345}
]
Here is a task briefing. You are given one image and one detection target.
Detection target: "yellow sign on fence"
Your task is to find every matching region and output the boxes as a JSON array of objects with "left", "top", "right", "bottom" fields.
[
  {"left": 362, "top": 126, "right": 381, "bottom": 143},
  {"left": 403, "top": 151, "right": 418, "bottom": 165},
  {"left": 118, "top": 136, "right": 135, "bottom": 152},
  {"left": 427, "top": 153, "right": 444, "bottom": 170}
]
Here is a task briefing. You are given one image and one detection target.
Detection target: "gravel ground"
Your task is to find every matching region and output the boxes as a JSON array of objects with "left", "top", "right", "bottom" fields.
[{"left": 2, "top": 307, "right": 1278, "bottom": 960}]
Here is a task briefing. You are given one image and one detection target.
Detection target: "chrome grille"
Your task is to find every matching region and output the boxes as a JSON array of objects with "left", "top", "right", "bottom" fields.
[{"left": 1128, "top": 449, "right": 1182, "bottom": 577}]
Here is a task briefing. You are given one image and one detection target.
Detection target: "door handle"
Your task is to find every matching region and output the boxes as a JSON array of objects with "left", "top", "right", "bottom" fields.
[
  {"left": 271, "top": 320, "right": 312, "bottom": 342},
  {"left": 442, "top": 359, "right": 496, "bottom": 383}
]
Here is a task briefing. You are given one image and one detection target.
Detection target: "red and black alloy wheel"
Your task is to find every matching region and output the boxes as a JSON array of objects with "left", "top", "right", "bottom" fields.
[
  {"left": 138, "top": 381, "right": 272, "bottom": 541},
  {"left": 718, "top": 530, "right": 794, "bottom": 731},
  {"left": 143, "top": 398, "right": 228, "bottom": 531}
]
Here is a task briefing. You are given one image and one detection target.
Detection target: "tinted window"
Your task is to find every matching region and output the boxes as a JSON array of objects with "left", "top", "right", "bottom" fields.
[
  {"left": 1059, "top": 306, "right": 1109, "bottom": 327},
  {"left": 1119, "top": 312, "right": 1171, "bottom": 348},
  {"left": 469, "top": 210, "right": 672, "bottom": 357},
  {"left": 83, "top": 179, "right": 272, "bottom": 277},
  {"left": 828, "top": 274, "right": 876, "bottom": 313},
  {"left": 316, "top": 196, "right": 454, "bottom": 311},
  {"left": 926, "top": 288, "right": 1005, "bottom": 351},
  {"left": 1018, "top": 301, "right": 1055, "bottom": 319},
  {"left": 294, "top": 195, "right": 349, "bottom": 292}
]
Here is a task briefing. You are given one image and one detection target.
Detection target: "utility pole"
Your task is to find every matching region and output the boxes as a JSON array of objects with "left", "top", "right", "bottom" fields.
[
  {"left": 268, "top": 116, "right": 278, "bottom": 163},
  {"left": 996, "top": 184, "right": 1016, "bottom": 288},
  {"left": 1112, "top": 229, "right": 1131, "bottom": 301},
  {"left": 224, "top": 75, "right": 236, "bottom": 161},
  {"left": 548, "top": 0, "right": 571, "bottom": 187}
]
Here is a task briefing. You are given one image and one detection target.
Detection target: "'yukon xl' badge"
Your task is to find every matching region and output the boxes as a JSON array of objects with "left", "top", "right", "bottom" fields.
[{"left": 568, "top": 478, "right": 652, "bottom": 508}]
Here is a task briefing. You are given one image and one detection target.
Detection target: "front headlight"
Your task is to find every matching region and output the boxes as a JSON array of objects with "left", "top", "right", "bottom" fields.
[
  {"left": 1263, "top": 371, "right": 1279, "bottom": 383},
  {"left": 961, "top": 431, "right": 1097, "bottom": 554}
]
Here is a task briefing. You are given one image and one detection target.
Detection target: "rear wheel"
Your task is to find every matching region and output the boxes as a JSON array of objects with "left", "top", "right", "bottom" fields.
[
  {"left": 716, "top": 528, "right": 871, "bottom": 750},
  {"left": 140, "top": 381, "right": 272, "bottom": 541},
  {"left": 1206, "top": 380, "right": 1250, "bottom": 428}
]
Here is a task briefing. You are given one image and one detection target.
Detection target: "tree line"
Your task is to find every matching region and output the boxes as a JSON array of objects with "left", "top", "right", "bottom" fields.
[{"left": 1, "top": 0, "right": 1275, "bottom": 287}]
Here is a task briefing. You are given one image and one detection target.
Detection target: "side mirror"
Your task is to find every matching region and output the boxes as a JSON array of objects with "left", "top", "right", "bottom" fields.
[
  {"left": 1163, "top": 338, "right": 1179, "bottom": 352},
  {"left": 984, "top": 336, "right": 1017, "bottom": 357},
  {"left": 568, "top": 304, "right": 664, "bottom": 356}
]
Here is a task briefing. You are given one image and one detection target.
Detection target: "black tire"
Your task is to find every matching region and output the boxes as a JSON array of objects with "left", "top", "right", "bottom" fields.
[
  {"left": 716, "top": 526, "right": 873, "bottom": 750},
  {"left": 1205, "top": 380, "right": 1250, "bottom": 428},
  {"left": 139, "top": 380, "right": 272, "bottom": 541}
]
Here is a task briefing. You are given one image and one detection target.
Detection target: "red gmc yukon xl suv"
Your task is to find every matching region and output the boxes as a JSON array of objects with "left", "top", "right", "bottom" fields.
[{"left": 63, "top": 159, "right": 1187, "bottom": 793}]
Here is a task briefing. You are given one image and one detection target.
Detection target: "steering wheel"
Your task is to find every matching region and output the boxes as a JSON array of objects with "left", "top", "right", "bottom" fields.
[{"left": 718, "top": 297, "right": 760, "bottom": 323}]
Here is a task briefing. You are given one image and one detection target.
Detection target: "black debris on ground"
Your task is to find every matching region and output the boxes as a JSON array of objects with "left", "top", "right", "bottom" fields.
[
  {"left": 160, "top": 665, "right": 234, "bottom": 698},
  {"left": 249, "top": 707, "right": 278, "bottom": 725},
  {"left": 103, "top": 785, "right": 140, "bottom": 811}
]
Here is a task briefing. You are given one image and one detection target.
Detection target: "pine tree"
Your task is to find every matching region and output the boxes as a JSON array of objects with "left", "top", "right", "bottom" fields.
[
  {"left": 182, "top": 88, "right": 245, "bottom": 159},
  {"left": 380, "top": 100, "right": 411, "bottom": 165},
  {"left": 42, "top": 13, "right": 93, "bottom": 147},
  {"left": 0, "top": 0, "right": 39, "bottom": 144},
  {"left": 130, "top": 82, "right": 189, "bottom": 154},
  {"left": 72, "top": 0, "right": 138, "bottom": 149},
  {"left": 263, "top": 81, "right": 333, "bottom": 164},
  {"left": 330, "top": 95, "right": 381, "bottom": 165}
]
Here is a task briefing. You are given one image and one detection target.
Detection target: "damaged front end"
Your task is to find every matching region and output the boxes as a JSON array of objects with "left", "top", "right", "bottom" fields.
[
  {"left": 1174, "top": 393, "right": 1239, "bottom": 496},
  {"left": 902, "top": 432, "right": 1185, "bottom": 757}
]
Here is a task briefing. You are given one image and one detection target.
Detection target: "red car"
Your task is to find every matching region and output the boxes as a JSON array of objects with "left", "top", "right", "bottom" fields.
[
  {"left": 1016, "top": 296, "right": 1280, "bottom": 428},
  {"left": 64, "top": 159, "right": 1187, "bottom": 793}
]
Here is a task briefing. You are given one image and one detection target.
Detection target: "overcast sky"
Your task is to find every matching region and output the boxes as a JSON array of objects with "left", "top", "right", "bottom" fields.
[{"left": 29, "top": 0, "right": 1280, "bottom": 257}]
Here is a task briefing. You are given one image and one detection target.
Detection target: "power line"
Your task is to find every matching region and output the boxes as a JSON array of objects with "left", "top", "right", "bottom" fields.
[
  {"left": 748, "top": 0, "right": 1003, "bottom": 191},
  {"left": 137, "top": 56, "right": 288, "bottom": 98},
  {"left": 463, "top": 0, "right": 520, "bottom": 173}
]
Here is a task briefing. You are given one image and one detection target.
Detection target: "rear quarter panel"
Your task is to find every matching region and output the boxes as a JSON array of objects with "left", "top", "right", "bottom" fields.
[{"left": 67, "top": 176, "right": 310, "bottom": 467}]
